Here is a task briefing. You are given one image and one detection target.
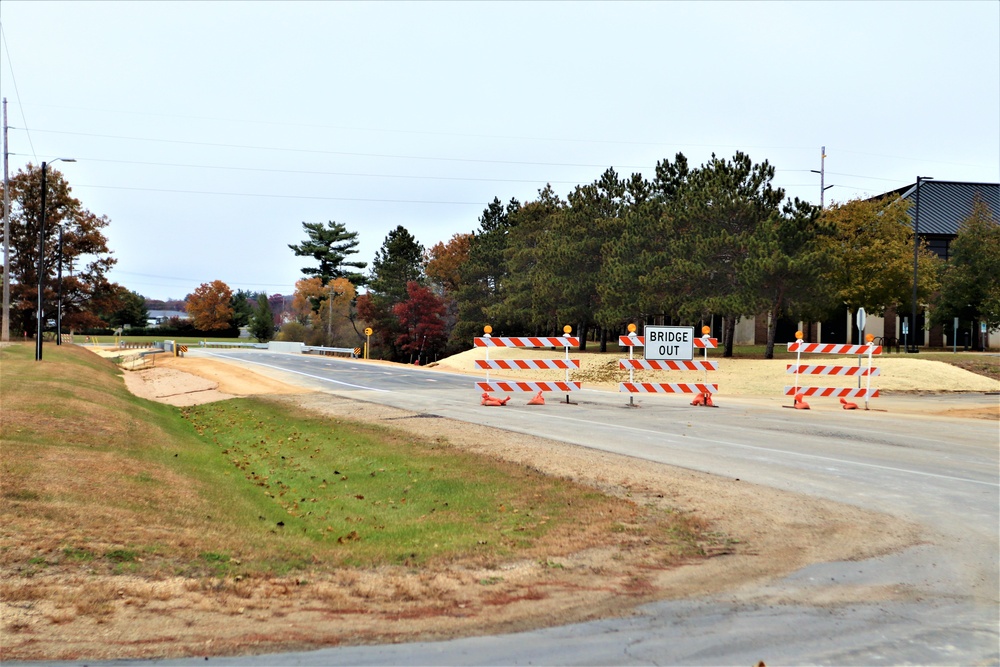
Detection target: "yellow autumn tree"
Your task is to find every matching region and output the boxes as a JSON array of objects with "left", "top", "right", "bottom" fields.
[{"left": 186, "top": 280, "right": 234, "bottom": 330}]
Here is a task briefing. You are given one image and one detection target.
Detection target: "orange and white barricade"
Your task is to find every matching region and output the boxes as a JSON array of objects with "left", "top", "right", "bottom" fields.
[
  {"left": 474, "top": 326, "right": 581, "bottom": 402},
  {"left": 618, "top": 325, "right": 719, "bottom": 406},
  {"left": 786, "top": 333, "right": 882, "bottom": 409}
]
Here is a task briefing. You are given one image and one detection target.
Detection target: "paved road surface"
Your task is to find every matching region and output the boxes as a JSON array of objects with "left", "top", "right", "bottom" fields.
[{"left": 37, "top": 350, "right": 1000, "bottom": 666}]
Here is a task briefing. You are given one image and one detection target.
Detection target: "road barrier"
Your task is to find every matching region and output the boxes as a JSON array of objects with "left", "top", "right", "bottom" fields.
[
  {"left": 618, "top": 327, "right": 719, "bottom": 406},
  {"left": 786, "top": 333, "right": 881, "bottom": 409},
  {"left": 474, "top": 326, "right": 581, "bottom": 402}
]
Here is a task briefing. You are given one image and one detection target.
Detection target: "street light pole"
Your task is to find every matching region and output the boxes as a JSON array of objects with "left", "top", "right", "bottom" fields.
[
  {"left": 35, "top": 158, "right": 75, "bottom": 361},
  {"left": 910, "top": 176, "right": 932, "bottom": 353},
  {"left": 56, "top": 225, "right": 64, "bottom": 345}
]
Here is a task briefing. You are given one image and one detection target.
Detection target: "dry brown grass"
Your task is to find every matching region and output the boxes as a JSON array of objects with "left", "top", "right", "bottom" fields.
[{"left": 2, "top": 343, "right": 725, "bottom": 661}]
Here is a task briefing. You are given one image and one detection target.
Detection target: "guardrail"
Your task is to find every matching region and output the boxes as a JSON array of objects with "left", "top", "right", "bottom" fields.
[
  {"left": 199, "top": 341, "right": 269, "bottom": 349},
  {"left": 303, "top": 345, "right": 358, "bottom": 358}
]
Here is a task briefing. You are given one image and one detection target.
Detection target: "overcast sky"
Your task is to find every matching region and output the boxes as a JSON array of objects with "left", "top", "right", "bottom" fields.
[{"left": 1, "top": 1, "right": 997, "bottom": 300}]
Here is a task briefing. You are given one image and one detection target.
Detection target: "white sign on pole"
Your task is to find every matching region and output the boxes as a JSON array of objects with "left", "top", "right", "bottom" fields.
[
  {"left": 856, "top": 307, "right": 866, "bottom": 333},
  {"left": 902, "top": 319, "right": 909, "bottom": 335},
  {"left": 643, "top": 326, "right": 694, "bottom": 361}
]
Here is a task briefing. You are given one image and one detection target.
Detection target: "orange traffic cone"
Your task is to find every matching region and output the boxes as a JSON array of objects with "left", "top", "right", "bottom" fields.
[
  {"left": 527, "top": 391, "right": 545, "bottom": 406},
  {"left": 840, "top": 397, "right": 859, "bottom": 410},
  {"left": 794, "top": 392, "right": 810, "bottom": 410}
]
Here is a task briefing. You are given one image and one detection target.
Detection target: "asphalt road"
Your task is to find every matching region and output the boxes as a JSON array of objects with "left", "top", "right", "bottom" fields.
[{"left": 42, "top": 350, "right": 1000, "bottom": 666}]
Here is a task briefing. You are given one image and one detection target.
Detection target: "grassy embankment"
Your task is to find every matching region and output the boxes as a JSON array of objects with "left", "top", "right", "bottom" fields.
[{"left": 1, "top": 343, "right": 707, "bottom": 583}]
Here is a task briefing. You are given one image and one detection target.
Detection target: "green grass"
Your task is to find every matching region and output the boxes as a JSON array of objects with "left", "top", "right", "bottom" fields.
[
  {"left": 2, "top": 342, "right": 678, "bottom": 580},
  {"left": 181, "top": 399, "right": 598, "bottom": 565}
]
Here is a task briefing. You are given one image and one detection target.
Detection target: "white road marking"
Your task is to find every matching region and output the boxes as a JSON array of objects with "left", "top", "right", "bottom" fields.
[{"left": 206, "top": 353, "right": 389, "bottom": 392}]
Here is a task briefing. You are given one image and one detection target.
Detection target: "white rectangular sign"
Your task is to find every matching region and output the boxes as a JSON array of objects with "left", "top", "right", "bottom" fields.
[{"left": 643, "top": 326, "right": 695, "bottom": 361}]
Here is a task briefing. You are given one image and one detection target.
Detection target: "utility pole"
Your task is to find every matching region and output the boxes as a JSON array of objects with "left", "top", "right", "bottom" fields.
[
  {"left": 2, "top": 98, "right": 10, "bottom": 342},
  {"left": 810, "top": 146, "right": 833, "bottom": 209}
]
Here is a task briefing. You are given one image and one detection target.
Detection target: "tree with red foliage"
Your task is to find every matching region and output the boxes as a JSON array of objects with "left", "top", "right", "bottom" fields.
[{"left": 392, "top": 281, "right": 447, "bottom": 364}]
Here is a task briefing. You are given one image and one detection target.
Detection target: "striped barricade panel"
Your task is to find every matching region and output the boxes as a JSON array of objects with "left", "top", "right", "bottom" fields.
[
  {"left": 477, "top": 381, "right": 582, "bottom": 393},
  {"left": 786, "top": 365, "right": 880, "bottom": 376},
  {"left": 618, "top": 335, "right": 717, "bottom": 349},
  {"left": 619, "top": 382, "right": 718, "bottom": 394},
  {"left": 787, "top": 342, "right": 882, "bottom": 355},
  {"left": 784, "top": 386, "right": 880, "bottom": 398},
  {"left": 619, "top": 359, "right": 718, "bottom": 372},
  {"left": 475, "top": 359, "right": 580, "bottom": 371},
  {"left": 475, "top": 337, "right": 579, "bottom": 348}
]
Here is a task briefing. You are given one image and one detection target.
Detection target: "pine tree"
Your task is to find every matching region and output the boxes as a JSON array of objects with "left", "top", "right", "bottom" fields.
[
  {"left": 932, "top": 197, "right": 1000, "bottom": 335},
  {"left": 288, "top": 220, "right": 367, "bottom": 286},
  {"left": 249, "top": 293, "right": 275, "bottom": 343}
]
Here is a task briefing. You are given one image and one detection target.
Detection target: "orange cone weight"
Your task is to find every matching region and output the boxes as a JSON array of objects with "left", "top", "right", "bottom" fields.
[
  {"left": 481, "top": 392, "right": 511, "bottom": 406},
  {"left": 689, "top": 392, "right": 715, "bottom": 407},
  {"left": 527, "top": 391, "right": 545, "bottom": 406},
  {"left": 794, "top": 392, "right": 810, "bottom": 410},
  {"left": 840, "top": 397, "right": 859, "bottom": 410}
]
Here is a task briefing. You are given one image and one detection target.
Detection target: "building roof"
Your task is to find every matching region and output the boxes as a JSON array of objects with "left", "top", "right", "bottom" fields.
[
  {"left": 888, "top": 180, "right": 1000, "bottom": 236},
  {"left": 148, "top": 310, "right": 189, "bottom": 320}
]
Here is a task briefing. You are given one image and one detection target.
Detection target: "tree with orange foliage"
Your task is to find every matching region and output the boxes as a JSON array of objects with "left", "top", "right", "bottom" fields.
[
  {"left": 291, "top": 277, "right": 325, "bottom": 323},
  {"left": 425, "top": 233, "right": 471, "bottom": 294},
  {"left": 186, "top": 280, "right": 234, "bottom": 330}
]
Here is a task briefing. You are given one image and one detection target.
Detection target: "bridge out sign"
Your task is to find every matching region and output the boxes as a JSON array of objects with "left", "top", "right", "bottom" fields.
[{"left": 644, "top": 326, "right": 695, "bottom": 361}]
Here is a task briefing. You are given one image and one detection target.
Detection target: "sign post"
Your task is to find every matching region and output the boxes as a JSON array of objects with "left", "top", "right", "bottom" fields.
[
  {"left": 364, "top": 327, "right": 373, "bottom": 360},
  {"left": 855, "top": 308, "right": 867, "bottom": 387}
]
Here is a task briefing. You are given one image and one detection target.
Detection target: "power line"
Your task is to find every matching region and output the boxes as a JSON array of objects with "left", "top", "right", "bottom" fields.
[
  {"left": 21, "top": 127, "right": 654, "bottom": 169},
  {"left": 76, "top": 183, "right": 485, "bottom": 205},
  {"left": 0, "top": 22, "right": 36, "bottom": 161},
  {"left": 113, "top": 269, "right": 296, "bottom": 290},
  {"left": 20, "top": 101, "right": 818, "bottom": 152},
  {"left": 49, "top": 155, "right": 581, "bottom": 185}
]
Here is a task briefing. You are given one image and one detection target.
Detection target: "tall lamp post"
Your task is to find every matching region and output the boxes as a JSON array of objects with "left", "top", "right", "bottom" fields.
[
  {"left": 56, "top": 224, "right": 65, "bottom": 345},
  {"left": 909, "top": 176, "right": 932, "bottom": 353},
  {"left": 35, "top": 158, "right": 75, "bottom": 361}
]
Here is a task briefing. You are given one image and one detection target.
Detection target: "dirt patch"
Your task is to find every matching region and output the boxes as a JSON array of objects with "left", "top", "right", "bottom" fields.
[
  {"left": 119, "top": 355, "right": 310, "bottom": 406},
  {"left": 2, "top": 350, "right": 929, "bottom": 661}
]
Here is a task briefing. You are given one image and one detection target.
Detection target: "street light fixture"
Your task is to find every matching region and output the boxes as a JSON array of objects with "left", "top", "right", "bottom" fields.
[
  {"left": 909, "top": 176, "right": 932, "bottom": 353},
  {"left": 35, "top": 158, "right": 75, "bottom": 361}
]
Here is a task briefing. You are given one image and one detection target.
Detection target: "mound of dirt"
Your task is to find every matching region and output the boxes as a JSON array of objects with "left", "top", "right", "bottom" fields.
[{"left": 436, "top": 346, "right": 1000, "bottom": 395}]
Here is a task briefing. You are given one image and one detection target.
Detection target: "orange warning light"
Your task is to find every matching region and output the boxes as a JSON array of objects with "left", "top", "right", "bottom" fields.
[
  {"left": 795, "top": 330, "right": 804, "bottom": 340},
  {"left": 701, "top": 326, "right": 710, "bottom": 335},
  {"left": 866, "top": 334, "right": 875, "bottom": 342},
  {"left": 627, "top": 323, "right": 637, "bottom": 333},
  {"left": 563, "top": 325, "right": 572, "bottom": 334},
  {"left": 484, "top": 325, "right": 493, "bottom": 334}
]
